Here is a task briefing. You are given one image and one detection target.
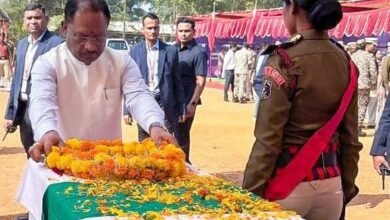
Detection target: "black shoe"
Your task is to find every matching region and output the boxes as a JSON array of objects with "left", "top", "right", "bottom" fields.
[
  {"left": 233, "top": 97, "right": 239, "bottom": 103},
  {"left": 240, "top": 98, "right": 247, "bottom": 104},
  {"left": 367, "top": 125, "right": 376, "bottom": 129}
]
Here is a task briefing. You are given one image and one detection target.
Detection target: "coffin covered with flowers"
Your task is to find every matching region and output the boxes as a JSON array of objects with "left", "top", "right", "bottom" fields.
[{"left": 43, "top": 139, "right": 301, "bottom": 219}]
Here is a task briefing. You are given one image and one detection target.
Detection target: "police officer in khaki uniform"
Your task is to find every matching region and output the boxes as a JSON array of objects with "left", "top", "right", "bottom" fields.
[
  {"left": 351, "top": 38, "right": 377, "bottom": 136},
  {"left": 242, "top": 0, "right": 362, "bottom": 219},
  {"left": 380, "top": 43, "right": 390, "bottom": 90},
  {"left": 234, "top": 43, "right": 252, "bottom": 103}
]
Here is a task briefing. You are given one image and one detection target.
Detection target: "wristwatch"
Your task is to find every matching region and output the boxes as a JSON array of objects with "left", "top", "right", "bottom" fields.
[{"left": 149, "top": 122, "right": 167, "bottom": 133}]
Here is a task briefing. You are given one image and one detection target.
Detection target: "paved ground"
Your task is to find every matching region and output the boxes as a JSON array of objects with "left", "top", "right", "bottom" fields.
[{"left": 0, "top": 79, "right": 389, "bottom": 219}]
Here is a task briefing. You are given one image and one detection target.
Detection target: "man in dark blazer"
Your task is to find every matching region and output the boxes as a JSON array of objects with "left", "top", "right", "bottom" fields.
[
  {"left": 3, "top": 3, "right": 63, "bottom": 157},
  {"left": 123, "top": 13, "right": 185, "bottom": 142}
]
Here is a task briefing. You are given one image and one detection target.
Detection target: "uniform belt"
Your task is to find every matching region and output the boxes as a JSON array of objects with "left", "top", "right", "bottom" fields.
[
  {"left": 275, "top": 145, "right": 340, "bottom": 181},
  {"left": 276, "top": 151, "right": 338, "bottom": 169}
]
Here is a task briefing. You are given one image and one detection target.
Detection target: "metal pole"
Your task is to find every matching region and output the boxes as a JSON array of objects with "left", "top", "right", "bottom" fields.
[{"left": 122, "top": 0, "right": 126, "bottom": 39}]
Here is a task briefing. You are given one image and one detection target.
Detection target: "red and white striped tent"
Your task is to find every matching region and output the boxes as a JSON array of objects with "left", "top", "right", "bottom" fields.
[{"left": 191, "top": 0, "right": 390, "bottom": 51}]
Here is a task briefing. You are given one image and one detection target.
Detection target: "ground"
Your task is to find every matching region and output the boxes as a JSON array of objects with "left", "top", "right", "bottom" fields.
[{"left": 0, "top": 80, "right": 389, "bottom": 219}]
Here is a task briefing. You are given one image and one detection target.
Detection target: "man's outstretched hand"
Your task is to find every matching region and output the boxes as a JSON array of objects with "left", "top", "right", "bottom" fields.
[
  {"left": 150, "top": 127, "right": 178, "bottom": 147},
  {"left": 29, "top": 130, "right": 64, "bottom": 162}
]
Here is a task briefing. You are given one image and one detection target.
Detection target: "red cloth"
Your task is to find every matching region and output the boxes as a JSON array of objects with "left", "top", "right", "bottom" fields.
[
  {"left": 0, "top": 44, "right": 9, "bottom": 59},
  {"left": 263, "top": 59, "right": 358, "bottom": 201}
]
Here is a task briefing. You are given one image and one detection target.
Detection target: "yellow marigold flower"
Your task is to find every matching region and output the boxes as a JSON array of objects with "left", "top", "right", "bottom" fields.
[
  {"left": 66, "top": 139, "right": 82, "bottom": 150},
  {"left": 51, "top": 146, "right": 60, "bottom": 153},
  {"left": 70, "top": 159, "right": 83, "bottom": 174},
  {"left": 128, "top": 156, "right": 145, "bottom": 170},
  {"left": 80, "top": 160, "right": 93, "bottom": 173},
  {"left": 123, "top": 142, "right": 137, "bottom": 155},
  {"left": 94, "top": 152, "right": 110, "bottom": 163},
  {"left": 135, "top": 143, "right": 148, "bottom": 156},
  {"left": 109, "top": 145, "right": 122, "bottom": 155},
  {"left": 56, "top": 154, "right": 74, "bottom": 170},
  {"left": 143, "top": 157, "right": 155, "bottom": 169},
  {"left": 171, "top": 161, "right": 182, "bottom": 177},
  {"left": 115, "top": 155, "right": 128, "bottom": 167},
  {"left": 46, "top": 151, "right": 61, "bottom": 168},
  {"left": 142, "top": 138, "right": 156, "bottom": 150},
  {"left": 95, "top": 144, "right": 109, "bottom": 154},
  {"left": 155, "top": 159, "right": 169, "bottom": 171}
]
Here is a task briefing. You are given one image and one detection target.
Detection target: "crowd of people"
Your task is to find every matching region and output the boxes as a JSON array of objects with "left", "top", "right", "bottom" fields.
[
  {"left": 216, "top": 29, "right": 390, "bottom": 127},
  {"left": 3, "top": 0, "right": 390, "bottom": 220},
  {"left": 219, "top": 43, "right": 257, "bottom": 104}
]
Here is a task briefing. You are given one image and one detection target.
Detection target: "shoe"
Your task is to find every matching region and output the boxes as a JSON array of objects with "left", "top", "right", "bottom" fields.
[
  {"left": 366, "top": 125, "right": 375, "bottom": 129},
  {"left": 224, "top": 97, "right": 229, "bottom": 102},
  {"left": 233, "top": 97, "right": 239, "bottom": 103},
  {"left": 239, "top": 98, "right": 247, "bottom": 104},
  {"left": 358, "top": 129, "right": 366, "bottom": 137}
]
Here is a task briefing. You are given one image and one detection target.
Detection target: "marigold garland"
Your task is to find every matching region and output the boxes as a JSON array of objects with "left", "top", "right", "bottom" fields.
[{"left": 46, "top": 138, "right": 187, "bottom": 181}]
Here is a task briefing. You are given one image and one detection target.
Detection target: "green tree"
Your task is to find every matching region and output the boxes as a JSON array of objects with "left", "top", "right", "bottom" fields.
[
  {"left": 107, "top": 0, "right": 148, "bottom": 22},
  {"left": 257, "top": 0, "right": 282, "bottom": 9},
  {"left": 150, "top": 0, "right": 283, "bottom": 24},
  {"left": 0, "top": 0, "right": 27, "bottom": 42}
]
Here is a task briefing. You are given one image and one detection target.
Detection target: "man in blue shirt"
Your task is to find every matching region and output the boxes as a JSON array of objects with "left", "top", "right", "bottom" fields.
[{"left": 175, "top": 17, "right": 207, "bottom": 163}]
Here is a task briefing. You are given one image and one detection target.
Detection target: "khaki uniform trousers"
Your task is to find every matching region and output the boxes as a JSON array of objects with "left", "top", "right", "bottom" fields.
[
  {"left": 276, "top": 177, "right": 343, "bottom": 220},
  {"left": 0, "top": 59, "right": 10, "bottom": 79},
  {"left": 358, "top": 89, "right": 370, "bottom": 126},
  {"left": 233, "top": 72, "right": 248, "bottom": 99}
]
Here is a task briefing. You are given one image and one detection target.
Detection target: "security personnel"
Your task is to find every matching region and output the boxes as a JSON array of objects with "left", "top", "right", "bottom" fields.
[
  {"left": 243, "top": 0, "right": 362, "bottom": 220},
  {"left": 346, "top": 42, "right": 357, "bottom": 55},
  {"left": 351, "top": 38, "right": 377, "bottom": 136}
]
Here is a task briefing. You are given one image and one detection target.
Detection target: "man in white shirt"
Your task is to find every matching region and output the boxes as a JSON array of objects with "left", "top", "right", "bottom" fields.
[
  {"left": 28, "top": 0, "right": 176, "bottom": 162},
  {"left": 223, "top": 43, "right": 237, "bottom": 102}
]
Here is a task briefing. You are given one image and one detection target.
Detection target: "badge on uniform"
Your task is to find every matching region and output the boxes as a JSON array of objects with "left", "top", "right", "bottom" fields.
[
  {"left": 261, "top": 80, "right": 272, "bottom": 100},
  {"left": 263, "top": 66, "right": 285, "bottom": 86}
]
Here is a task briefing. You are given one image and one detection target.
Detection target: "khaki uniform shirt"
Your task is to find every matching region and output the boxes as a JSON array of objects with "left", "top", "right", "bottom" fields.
[
  {"left": 351, "top": 49, "right": 377, "bottom": 89},
  {"left": 234, "top": 47, "right": 252, "bottom": 74},
  {"left": 381, "top": 55, "right": 390, "bottom": 88},
  {"left": 242, "top": 30, "right": 362, "bottom": 202}
]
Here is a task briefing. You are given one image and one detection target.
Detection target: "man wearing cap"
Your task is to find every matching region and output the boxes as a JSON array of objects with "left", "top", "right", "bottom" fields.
[
  {"left": 234, "top": 43, "right": 252, "bottom": 103},
  {"left": 346, "top": 42, "right": 357, "bottom": 55},
  {"left": 351, "top": 38, "right": 377, "bottom": 136}
]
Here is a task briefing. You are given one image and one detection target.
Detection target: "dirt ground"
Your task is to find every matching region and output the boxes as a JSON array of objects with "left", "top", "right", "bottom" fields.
[{"left": 0, "top": 81, "right": 389, "bottom": 219}]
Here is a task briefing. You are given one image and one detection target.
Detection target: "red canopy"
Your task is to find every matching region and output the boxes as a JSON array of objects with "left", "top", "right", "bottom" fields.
[{"left": 193, "top": 3, "right": 390, "bottom": 50}]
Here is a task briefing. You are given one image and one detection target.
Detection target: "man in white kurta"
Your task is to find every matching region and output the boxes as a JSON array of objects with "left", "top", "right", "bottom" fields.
[
  {"left": 29, "top": 43, "right": 163, "bottom": 141},
  {"left": 28, "top": 0, "right": 175, "bottom": 162}
]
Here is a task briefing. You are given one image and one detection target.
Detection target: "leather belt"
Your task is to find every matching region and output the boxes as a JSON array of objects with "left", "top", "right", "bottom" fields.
[{"left": 276, "top": 150, "right": 338, "bottom": 169}]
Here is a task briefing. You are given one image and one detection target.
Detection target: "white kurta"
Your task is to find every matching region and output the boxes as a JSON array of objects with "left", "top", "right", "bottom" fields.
[{"left": 29, "top": 43, "right": 164, "bottom": 141}]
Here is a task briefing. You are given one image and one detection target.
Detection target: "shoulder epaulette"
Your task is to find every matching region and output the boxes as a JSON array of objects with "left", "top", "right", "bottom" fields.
[{"left": 261, "top": 34, "right": 303, "bottom": 55}]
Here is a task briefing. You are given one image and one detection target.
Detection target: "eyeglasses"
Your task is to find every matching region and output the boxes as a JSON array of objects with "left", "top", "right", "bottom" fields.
[{"left": 71, "top": 33, "right": 107, "bottom": 45}]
